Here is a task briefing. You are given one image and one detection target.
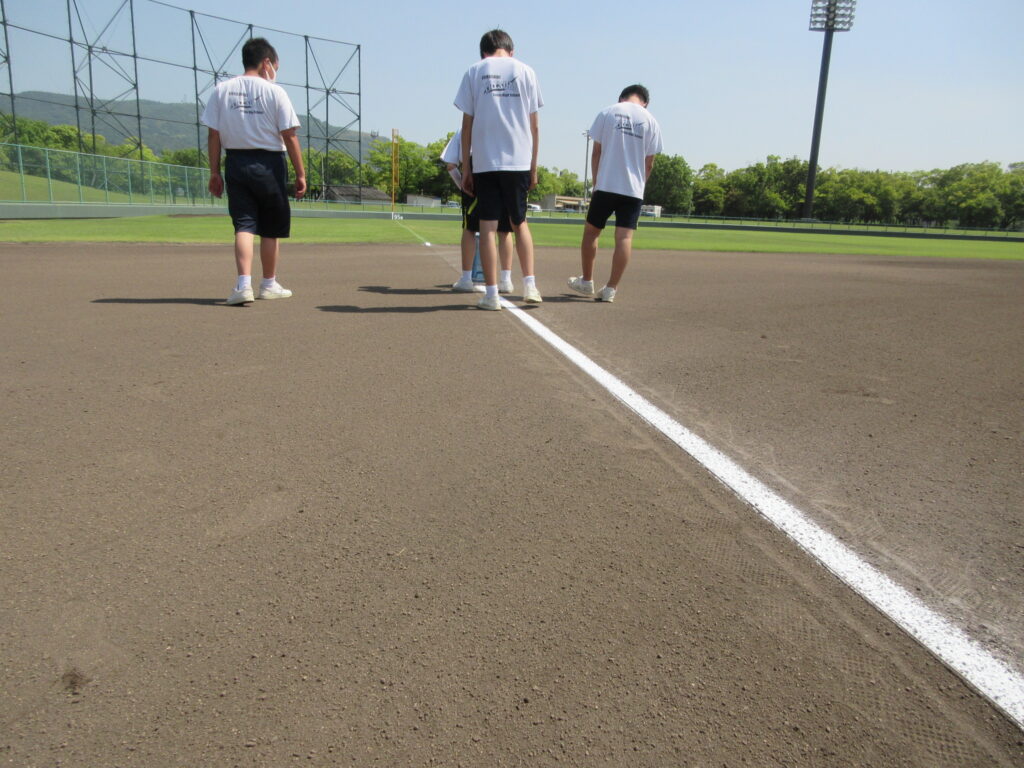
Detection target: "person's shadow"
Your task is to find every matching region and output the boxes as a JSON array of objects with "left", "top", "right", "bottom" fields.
[
  {"left": 319, "top": 284, "right": 475, "bottom": 313},
  {"left": 92, "top": 297, "right": 224, "bottom": 306}
]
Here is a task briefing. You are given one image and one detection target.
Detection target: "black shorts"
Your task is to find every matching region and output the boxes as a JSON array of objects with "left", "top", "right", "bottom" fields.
[
  {"left": 586, "top": 189, "right": 643, "bottom": 231},
  {"left": 225, "top": 149, "right": 291, "bottom": 238},
  {"left": 462, "top": 191, "right": 512, "bottom": 234},
  {"left": 473, "top": 170, "right": 529, "bottom": 226}
]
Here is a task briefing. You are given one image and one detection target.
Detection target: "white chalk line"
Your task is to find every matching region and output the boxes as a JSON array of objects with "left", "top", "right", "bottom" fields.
[
  {"left": 417, "top": 240, "right": 1024, "bottom": 730},
  {"left": 501, "top": 297, "right": 1024, "bottom": 731}
]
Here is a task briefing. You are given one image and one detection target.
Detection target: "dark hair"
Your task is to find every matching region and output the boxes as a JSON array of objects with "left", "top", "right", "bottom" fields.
[
  {"left": 619, "top": 84, "right": 650, "bottom": 106},
  {"left": 479, "top": 29, "right": 514, "bottom": 58},
  {"left": 242, "top": 37, "right": 278, "bottom": 70}
]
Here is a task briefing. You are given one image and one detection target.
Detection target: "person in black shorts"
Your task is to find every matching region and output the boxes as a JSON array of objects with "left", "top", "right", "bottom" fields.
[
  {"left": 440, "top": 130, "right": 516, "bottom": 293},
  {"left": 454, "top": 30, "right": 544, "bottom": 310},
  {"left": 568, "top": 85, "right": 663, "bottom": 303},
  {"left": 201, "top": 37, "right": 307, "bottom": 305}
]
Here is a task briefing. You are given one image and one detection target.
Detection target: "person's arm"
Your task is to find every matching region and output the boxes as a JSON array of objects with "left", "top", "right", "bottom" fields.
[
  {"left": 644, "top": 153, "right": 656, "bottom": 181},
  {"left": 529, "top": 112, "right": 539, "bottom": 191},
  {"left": 591, "top": 141, "right": 602, "bottom": 189},
  {"left": 446, "top": 163, "right": 463, "bottom": 190},
  {"left": 207, "top": 128, "right": 223, "bottom": 198},
  {"left": 460, "top": 113, "right": 474, "bottom": 195},
  {"left": 281, "top": 127, "right": 306, "bottom": 199}
]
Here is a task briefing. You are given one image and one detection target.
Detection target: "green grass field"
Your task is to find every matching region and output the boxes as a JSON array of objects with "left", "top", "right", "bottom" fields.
[{"left": 0, "top": 213, "right": 1021, "bottom": 260}]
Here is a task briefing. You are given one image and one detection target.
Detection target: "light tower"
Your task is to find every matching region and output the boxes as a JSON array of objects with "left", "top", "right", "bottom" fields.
[{"left": 802, "top": 0, "right": 856, "bottom": 219}]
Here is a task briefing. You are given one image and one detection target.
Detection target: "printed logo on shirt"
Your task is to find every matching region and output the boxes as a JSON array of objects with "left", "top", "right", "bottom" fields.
[
  {"left": 482, "top": 74, "right": 521, "bottom": 98},
  {"left": 229, "top": 92, "right": 266, "bottom": 115},
  {"left": 615, "top": 114, "right": 645, "bottom": 139}
]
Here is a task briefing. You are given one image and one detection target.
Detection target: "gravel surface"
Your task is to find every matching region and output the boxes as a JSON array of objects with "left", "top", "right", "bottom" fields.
[{"left": 2, "top": 242, "right": 1022, "bottom": 766}]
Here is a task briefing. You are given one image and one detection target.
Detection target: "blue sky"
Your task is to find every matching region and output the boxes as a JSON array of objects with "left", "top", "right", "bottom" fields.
[{"left": 6, "top": 0, "right": 1022, "bottom": 175}]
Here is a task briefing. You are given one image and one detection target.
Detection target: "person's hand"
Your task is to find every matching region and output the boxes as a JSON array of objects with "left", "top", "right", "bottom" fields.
[
  {"left": 528, "top": 168, "right": 538, "bottom": 191},
  {"left": 294, "top": 175, "right": 307, "bottom": 199},
  {"left": 462, "top": 172, "right": 474, "bottom": 196},
  {"left": 208, "top": 173, "right": 223, "bottom": 198}
]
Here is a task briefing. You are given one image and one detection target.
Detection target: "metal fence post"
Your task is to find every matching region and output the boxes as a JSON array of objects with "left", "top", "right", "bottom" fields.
[{"left": 45, "top": 147, "right": 53, "bottom": 202}]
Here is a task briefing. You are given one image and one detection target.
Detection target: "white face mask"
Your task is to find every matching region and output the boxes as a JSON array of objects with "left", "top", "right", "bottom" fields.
[{"left": 264, "top": 61, "right": 278, "bottom": 82}]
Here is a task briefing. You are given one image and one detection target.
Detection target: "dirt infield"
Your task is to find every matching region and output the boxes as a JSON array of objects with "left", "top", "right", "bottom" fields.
[{"left": 2, "top": 242, "right": 1022, "bottom": 766}]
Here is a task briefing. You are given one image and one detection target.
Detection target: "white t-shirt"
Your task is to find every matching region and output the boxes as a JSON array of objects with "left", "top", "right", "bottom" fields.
[
  {"left": 440, "top": 129, "right": 462, "bottom": 165},
  {"left": 200, "top": 75, "right": 300, "bottom": 152},
  {"left": 590, "top": 101, "right": 663, "bottom": 199},
  {"left": 454, "top": 57, "right": 543, "bottom": 173},
  {"left": 440, "top": 129, "right": 463, "bottom": 188}
]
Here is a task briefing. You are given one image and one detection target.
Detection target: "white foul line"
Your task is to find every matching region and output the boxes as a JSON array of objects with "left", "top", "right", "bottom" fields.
[{"left": 499, "top": 297, "right": 1024, "bottom": 731}]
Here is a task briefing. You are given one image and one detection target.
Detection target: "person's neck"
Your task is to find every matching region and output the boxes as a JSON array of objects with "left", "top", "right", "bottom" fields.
[{"left": 485, "top": 50, "right": 512, "bottom": 58}]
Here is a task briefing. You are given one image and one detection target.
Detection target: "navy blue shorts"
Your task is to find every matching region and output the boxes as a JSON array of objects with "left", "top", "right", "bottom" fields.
[
  {"left": 225, "top": 150, "right": 291, "bottom": 238},
  {"left": 473, "top": 171, "right": 529, "bottom": 226},
  {"left": 586, "top": 189, "right": 642, "bottom": 231},
  {"left": 461, "top": 191, "right": 512, "bottom": 233}
]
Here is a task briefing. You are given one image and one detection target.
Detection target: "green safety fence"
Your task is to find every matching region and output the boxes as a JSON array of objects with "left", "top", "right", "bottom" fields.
[{"left": 0, "top": 142, "right": 219, "bottom": 206}]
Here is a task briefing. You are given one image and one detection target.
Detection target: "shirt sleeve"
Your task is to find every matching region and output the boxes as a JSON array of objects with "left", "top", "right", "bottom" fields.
[
  {"left": 274, "top": 86, "right": 301, "bottom": 132},
  {"left": 199, "top": 94, "right": 220, "bottom": 130},
  {"left": 647, "top": 116, "right": 664, "bottom": 156},
  {"left": 440, "top": 130, "right": 461, "bottom": 164},
  {"left": 454, "top": 70, "right": 474, "bottom": 116},
  {"left": 589, "top": 109, "right": 606, "bottom": 144},
  {"left": 527, "top": 67, "right": 543, "bottom": 113}
]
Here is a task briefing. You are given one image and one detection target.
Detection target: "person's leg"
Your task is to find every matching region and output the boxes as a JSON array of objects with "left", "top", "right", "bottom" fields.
[
  {"left": 607, "top": 227, "right": 634, "bottom": 288},
  {"left": 461, "top": 228, "right": 476, "bottom": 272},
  {"left": 478, "top": 219, "right": 499, "bottom": 288},
  {"left": 512, "top": 222, "right": 534, "bottom": 278},
  {"left": 580, "top": 222, "right": 602, "bottom": 281},
  {"left": 497, "top": 231, "right": 515, "bottom": 293},
  {"left": 234, "top": 231, "right": 255, "bottom": 277},
  {"left": 498, "top": 231, "right": 514, "bottom": 271},
  {"left": 259, "top": 236, "right": 279, "bottom": 280}
]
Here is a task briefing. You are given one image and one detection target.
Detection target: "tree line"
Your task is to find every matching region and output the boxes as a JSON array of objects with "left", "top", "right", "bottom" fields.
[{"left": 3, "top": 113, "right": 1021, "bottom": 229}]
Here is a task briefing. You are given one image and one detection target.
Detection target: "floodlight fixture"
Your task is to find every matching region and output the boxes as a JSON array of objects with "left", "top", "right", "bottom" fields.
[
  {"left": 802, "top": 0, "right": 857, "bottom": 219},
  {"left": 809, "top": 0, "right": 856, "bottom": 32}
]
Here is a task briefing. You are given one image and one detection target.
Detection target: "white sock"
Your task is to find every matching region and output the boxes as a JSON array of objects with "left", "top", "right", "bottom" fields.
[
  {"left": 462, "top": 270, "right": 473, "bottom": 281},
  {"left": 261, "top": 277, "right": 277, "bottom": 289},
  {"left": 500, "top": 269, "right": 512, "bottom": 283},
  {"left": 236, "top": 275, "right": 252, "bottom": 291},
  {"left": 523, "top": 275, "right": 536, "bottom": 288},
  {"left": 485, "top": 285, "right": 498, "bottom": 298}
]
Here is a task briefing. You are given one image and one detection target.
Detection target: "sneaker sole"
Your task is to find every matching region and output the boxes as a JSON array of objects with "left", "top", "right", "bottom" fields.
[
  {"left": 568, "top": 285, "right": 595, "bottom": 297},
  {"left": 257, "top": 294, "right": 292, "bottom": 300},
  {"left": 226, "top": 296, "right": 253, "bottom": 305}
]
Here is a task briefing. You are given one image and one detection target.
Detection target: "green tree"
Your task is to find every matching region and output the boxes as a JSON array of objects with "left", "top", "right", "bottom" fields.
[
  {"left": 557, "top": 168, "right": 583, "bottom": 197},
  {"left": 161, "top": 148, "right": 207, "bottom": 168},
  {"left": 529, "top": 165, "right": 560, "bottom": 203},
  {"left": 365, "top": 136, "right": 434, "bottom": 200},
  {"left": 692, "top": 163, "right": 726, "bottom": 216},
  {"left": 644, "top": 153, "right": 693, "bottom": 214},
  {"left": 422, "top": 134, "right": 457, "bottom": 200}
]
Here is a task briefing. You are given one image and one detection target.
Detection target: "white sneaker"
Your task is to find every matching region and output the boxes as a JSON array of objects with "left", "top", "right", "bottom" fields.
[
  {"left": 498, "top": 278, "right": 514, "bottom": 294},
  {"left": 452, "top": 276, "right": 476, "bottom": 292},
  {"left": 567, "top": 276, "right": 595, "bottom": 296},
  {"left": 258, "top": 282, "right": 292, "bottom": 300},
  {"left": 477, "top": 294, "right": 502, "bottom": 311},
  {"left": 596, "top": 286, "right": 616, "bottom": 303},
  {"left": 226, "top": 287, "right": 254, "bottom": 305},
  {"left": 523, "top": 284, "right": 543, "bottom": 304}
]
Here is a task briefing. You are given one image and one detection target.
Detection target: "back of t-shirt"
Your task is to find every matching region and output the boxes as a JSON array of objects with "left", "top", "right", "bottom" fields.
[
  {"left": 590, "top": 101, "right": 663, "bottom": 199},
  {"left": 454, "top": 57, "right": 543, "bottom": 173},
  {"left": 200, "top": 75, "right": 300, "bottom": 152}
]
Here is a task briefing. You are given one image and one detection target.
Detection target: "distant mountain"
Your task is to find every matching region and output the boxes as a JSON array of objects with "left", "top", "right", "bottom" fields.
[{"left": 8, "top": 91, "right": 374, "bottom": 160}]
